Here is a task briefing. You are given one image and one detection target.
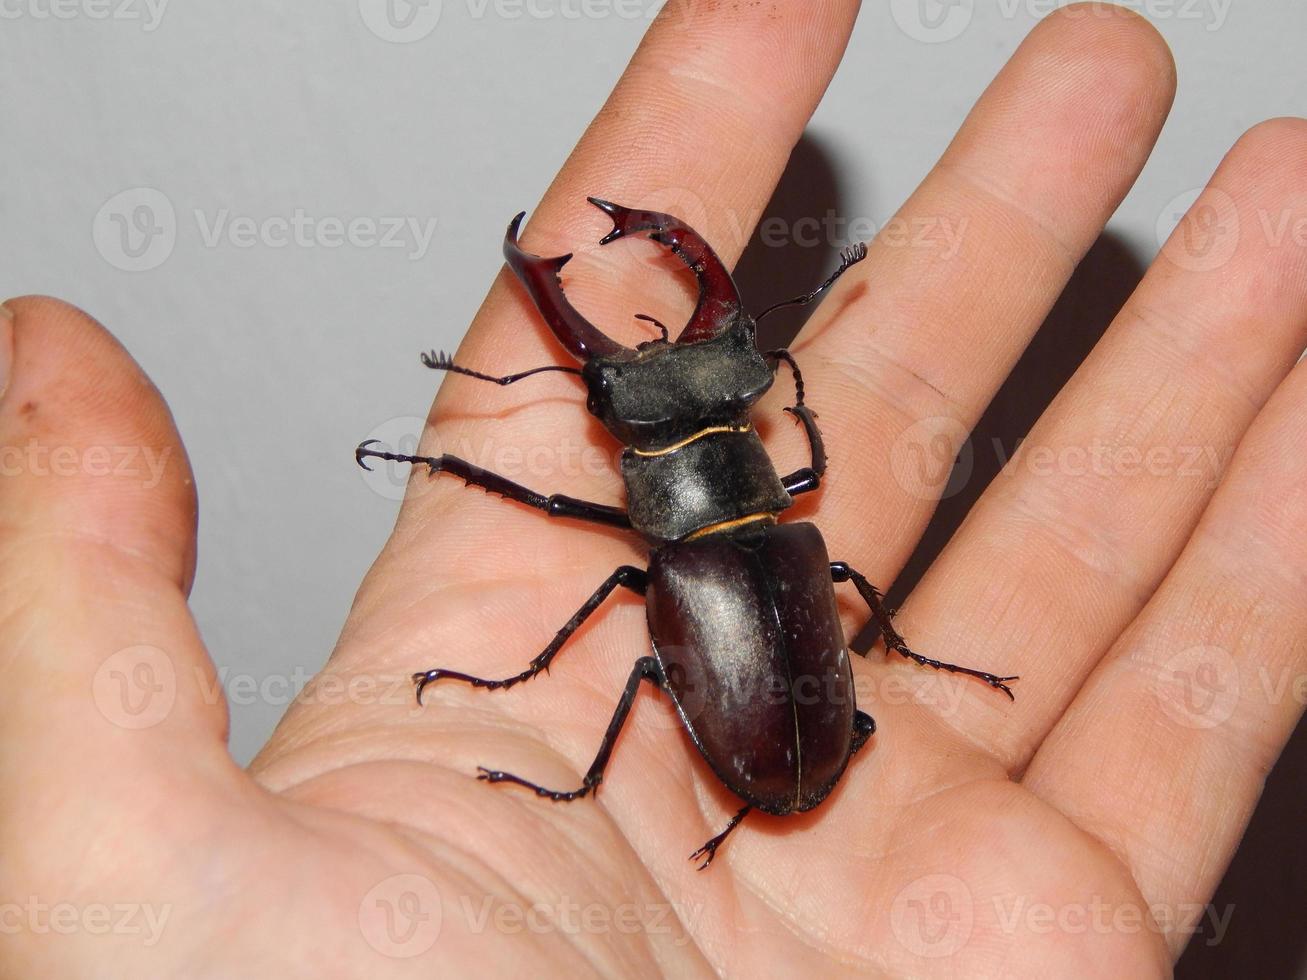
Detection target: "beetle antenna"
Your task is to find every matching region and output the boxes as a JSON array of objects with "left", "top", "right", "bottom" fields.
[
  {"left": 421, "top": 350, "right": 582, "bottom": 385},
  {"left": 754, "top": 242, "right": 868, "bottom": 322},
  {"left": 633, "top": 313, "right": 669, "bottom": 343}
]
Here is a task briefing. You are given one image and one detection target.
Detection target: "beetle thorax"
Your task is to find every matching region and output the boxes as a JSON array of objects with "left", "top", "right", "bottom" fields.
[{"left": 581, "top": 318, "right": 774, "bottom": 452}]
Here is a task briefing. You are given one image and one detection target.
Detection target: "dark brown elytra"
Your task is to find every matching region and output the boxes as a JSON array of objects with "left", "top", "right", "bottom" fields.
[{"left": 356, "top": 197, "right": 1017, "bottom": 868}]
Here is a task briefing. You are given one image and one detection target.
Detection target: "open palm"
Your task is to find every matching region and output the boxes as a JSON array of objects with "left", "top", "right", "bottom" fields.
[{"left": 5, "top": 3, "right": 1307, "bottom": 977}]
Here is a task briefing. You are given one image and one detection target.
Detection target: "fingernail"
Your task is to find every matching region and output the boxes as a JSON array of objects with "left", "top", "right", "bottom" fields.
[{"left": 0, "top": 303, "right": 13, "bottom": 401}]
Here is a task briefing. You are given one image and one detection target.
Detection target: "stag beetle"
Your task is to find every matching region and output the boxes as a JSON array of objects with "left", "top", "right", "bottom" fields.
[{"left": 356, "top": 198, "right": 1017, "bottom": 868}]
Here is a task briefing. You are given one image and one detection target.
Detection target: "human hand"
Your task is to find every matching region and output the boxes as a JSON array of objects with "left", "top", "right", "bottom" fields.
[{"left": 4, "top": 3, "right": 1306, "bottom": 976}]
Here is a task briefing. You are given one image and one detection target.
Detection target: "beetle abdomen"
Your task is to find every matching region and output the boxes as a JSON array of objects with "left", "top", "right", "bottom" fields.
[{"left": 646, "top": 521, "right": 856, "bottom": 815}]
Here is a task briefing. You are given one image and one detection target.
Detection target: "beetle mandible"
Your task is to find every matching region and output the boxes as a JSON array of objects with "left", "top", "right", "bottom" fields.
[{"left": 356, "top": 198, "right": 1017, "bottom": 868}]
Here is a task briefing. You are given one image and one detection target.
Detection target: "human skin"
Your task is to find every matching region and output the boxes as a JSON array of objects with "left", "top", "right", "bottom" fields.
[{"left": 2, "top": 2, "right": 1306, "bottom": 976}]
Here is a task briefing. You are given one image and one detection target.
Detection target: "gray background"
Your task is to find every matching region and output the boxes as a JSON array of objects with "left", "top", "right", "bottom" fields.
[{"left": 1, "top": 1, "right": 1302, "bottom": 976}]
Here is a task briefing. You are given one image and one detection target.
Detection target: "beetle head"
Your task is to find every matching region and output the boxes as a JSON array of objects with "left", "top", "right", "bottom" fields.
[
  {"left": 580, "top": 316, "right": 774, "bottom": 450},
  {"left": 503, "top": 199, "right": 771, "bottom": 449}
]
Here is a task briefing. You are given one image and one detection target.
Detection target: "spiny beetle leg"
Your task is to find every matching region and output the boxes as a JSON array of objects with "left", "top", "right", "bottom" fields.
[
  {"left": 767, "top": 349, "right": 828, "bottom": 494},
  {"left": 475, "top": 657, "right": 662, "bottom": 802},
  {"left": 830, "top": 562, "right": 1020, "bottom": 700},
  {"left": 690, "top": 806, "right": 751, "bottom": 871},
  {"left": 413, "top": 567, "right": 648, "bottom": 704},
  {"left": 779, "top": 403, "right": 827, "bottom": 490},
  {"left": 354, "top": 440, "right": 630, "bottom": 529}
]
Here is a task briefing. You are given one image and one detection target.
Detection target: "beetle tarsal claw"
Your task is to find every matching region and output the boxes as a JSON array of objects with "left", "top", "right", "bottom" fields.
[
  {"left": 412, "top": 671, "right": 437, "bottom": 705},
  {"left": 990, "top": 675, "right": 1020, "bottom": 701},
  {"left": 354, "top": 439, "right": 382, "bottom": 471}
]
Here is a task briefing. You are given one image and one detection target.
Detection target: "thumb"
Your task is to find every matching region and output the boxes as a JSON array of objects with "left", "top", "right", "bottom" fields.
[{"left": 0, "top": 297, "right": 242, "bottom": 886}]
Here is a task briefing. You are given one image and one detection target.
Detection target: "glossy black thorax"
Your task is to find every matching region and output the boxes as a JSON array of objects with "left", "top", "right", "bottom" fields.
[
  {"left": 581, "top": 318, "right": 774, "bottom": 449},
  {"left": 582, "top": 318, "right": 792, "bottom": 541}
]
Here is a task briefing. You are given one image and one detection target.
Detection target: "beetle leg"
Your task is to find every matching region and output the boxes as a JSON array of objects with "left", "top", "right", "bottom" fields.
[
  {"left": 475, "top": 657, "right": 662, "bottom": 802},
  {"left": 782, "top": 467, "right": 822, "bottom": 497},
  {"left": 765, "top": 349, "right": 809, "bottom": 405},
  {"left": 413, "top": 566, "right": 648, "bottom": 703},
  {"left": 767, "top": 350, "right": 828, "bottom": 496},
  {"left": 779, "top": 403, "right": 827, "bottom": 496},
  {"left": 779, "top": 408, "right": 826, "bottom": 494},
  {"left": 633, "top": 313, "right": 669, "bottom": 344},
  {"left": 689, "top": 806, "right": 751, "bottom": 871},
  {"left": 830, "top": 562, "right": 1020, "bottom": 700},
  {"left": 355, "top": 440, "right": 630, "bottom": 529}
]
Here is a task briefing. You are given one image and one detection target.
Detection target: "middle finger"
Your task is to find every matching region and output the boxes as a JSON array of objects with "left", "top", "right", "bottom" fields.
[{"left": 769, "top": 6, "right": 1176, "bottom": 598}]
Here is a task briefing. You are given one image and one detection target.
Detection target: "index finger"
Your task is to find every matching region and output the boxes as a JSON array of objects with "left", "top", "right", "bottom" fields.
[{"left": 404, "top": 1, "right": 864, "bottom": 526}]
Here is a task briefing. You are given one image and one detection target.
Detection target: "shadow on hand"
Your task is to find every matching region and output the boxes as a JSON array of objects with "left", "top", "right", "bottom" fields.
[
  {"left": 740, "top": 130, "right": 1307, "bottom": 979},
  {"left": 734, "top": 132, "right": 850, "bottom": 351}
]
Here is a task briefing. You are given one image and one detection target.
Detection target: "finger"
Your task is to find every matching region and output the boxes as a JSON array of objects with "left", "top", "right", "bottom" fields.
[
  {"left": 0, "top": 297, "right": 241, "bottom": 821},
  {"left": 285, "top": 0, "right": 860, "bottom": 786},
  {"left": 344, "top": 1, "right": 863, "bottom": 688},
  {"left": 1021, "top": 350, "right": 1307, "bottom": 957},
  {"left": 768, "top": 5, "right": 1176, "bottom": 589},
  {"left": 370, "top": 0, "right": 863, "bottom": 552},
  {"left": 885, "top": 117, "right": 1307, "bottom": 763}
]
